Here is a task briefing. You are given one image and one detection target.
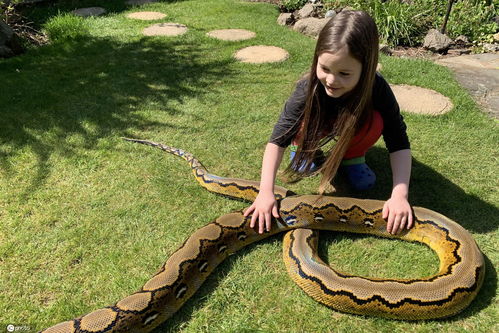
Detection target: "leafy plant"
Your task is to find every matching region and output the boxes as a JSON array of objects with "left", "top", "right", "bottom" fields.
[
  {"left": 323, "top": 0, "right": 498, "bottom": 47},
  {"left": 324, "top": 0, "right": 429, "bottom": 46},
  {"left": 279, "top": 0, "right": 308, "bottom": 12},
  {"left": 444, "top": 0, "right": 497, "bottom": 44}
]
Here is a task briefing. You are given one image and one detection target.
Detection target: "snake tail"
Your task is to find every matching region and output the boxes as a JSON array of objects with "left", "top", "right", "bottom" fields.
[{"left": 122, "top": 138, "right": 292, "bottom": 201}]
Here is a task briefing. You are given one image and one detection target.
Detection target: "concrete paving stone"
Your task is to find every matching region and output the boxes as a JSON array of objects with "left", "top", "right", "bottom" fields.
[
  {"left": 143, "top": 23, "right": 188, "bottom": 36},
  {"left": 234, "top": 45, "right": 289, "bottom": 63},
  {"left": 127, "top": 11, "right": 166, "bottom": 20},
  {"left": 72, "top": 7, "right": 106, "bottom": 17},
  {"left": 206, "top": 29, "right": 256, "bottom": 41},
  {"left": 390, "top": 84, "right": 453, "bottom": 115}
]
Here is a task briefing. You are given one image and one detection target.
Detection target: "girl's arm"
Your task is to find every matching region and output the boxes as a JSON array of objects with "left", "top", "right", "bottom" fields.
[
  {"left": 244, "top": 143, "right": 285, "bottom": 234},
  {"left": 382, "top": 148, "right": 413, "bottom": 234}
]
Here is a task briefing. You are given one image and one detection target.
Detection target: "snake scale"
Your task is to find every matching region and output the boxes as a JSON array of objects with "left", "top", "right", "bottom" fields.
[{"left": 40, "top": 138, "right": 485, "bottom": 333}]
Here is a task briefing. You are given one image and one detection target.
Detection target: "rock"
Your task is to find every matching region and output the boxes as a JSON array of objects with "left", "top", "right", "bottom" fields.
[
  {"left": 447, "top": 48, "right": 472, "bottom": 56},
  {"left": 297, "top": 3, "right": 315, "bottom": 19},
  {"left": 454, "top": 35, "right": 470, "bottom": 46},
  {"left": 277, "top": 13, "right": 294, "bottom": 26},
  {"left": 0, "top": 20, "right": 14, "bottom": 45},
  {"left": 423, "top": 29, "right": 452, "bottom": 53},
  {"left": 293, "top": 17, "right": 330, "bottom": 38},
  {"left": 494, "top": 33, "right": 499, "bottom": 43},
  {"left": 0, "top": 20, "right": 23, "bottom": 58},
  {"left": 0, "top": 45, "right": 14, "bottom": 58},
  {"left": 379, "top": 44, "right": 392, "bottom": 56},
  {"left": 325, "top": 10, "right": 336, "bottom": 18},
  {"left": 72, "top": 7, "right": 107, "bottom": 17},
  {"left": 483, "top": 43, "right": 499, "bottom": 53}
]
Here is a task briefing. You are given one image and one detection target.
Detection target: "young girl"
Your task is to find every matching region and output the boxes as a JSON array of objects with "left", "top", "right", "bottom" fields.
[{"left": 244, "top": 10, "right": 413, "bottom": 235}]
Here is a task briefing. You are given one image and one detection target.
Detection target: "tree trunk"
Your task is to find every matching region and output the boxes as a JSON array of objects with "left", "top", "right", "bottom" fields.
[{"left": 440, "top": 0, "right": 455, "bottom": 35}]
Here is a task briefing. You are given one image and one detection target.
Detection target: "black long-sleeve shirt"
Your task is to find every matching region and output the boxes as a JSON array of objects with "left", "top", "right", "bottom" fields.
[{"left": 269, "top": 73, "right": 410, "bottom": 153}]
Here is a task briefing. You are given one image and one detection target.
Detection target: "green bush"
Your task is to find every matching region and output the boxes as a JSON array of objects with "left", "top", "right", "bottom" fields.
[
  {"left": 445, "top": 0, "right": 497, "bottom": 44},
  {"left": 323, "top": 0, "right": 498, "bottom": 47},
  {"left": 42, "top": 13, "right": 90, "bottom": 43},
  {"left": 280, "top": 0, "right": 308, "bottom": 12},
  {"left": 324, "top": 0, "right": 430, "bottom": 46}
]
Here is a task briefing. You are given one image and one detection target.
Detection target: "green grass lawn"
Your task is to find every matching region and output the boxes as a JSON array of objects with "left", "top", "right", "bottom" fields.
[{"left": 1, "top": 0, "right": 497, "bottom": 332}]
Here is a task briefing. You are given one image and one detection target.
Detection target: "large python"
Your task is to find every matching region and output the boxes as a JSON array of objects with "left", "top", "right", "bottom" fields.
[{"left": 40, "top": 138, "right": 485, "bottom": 333}]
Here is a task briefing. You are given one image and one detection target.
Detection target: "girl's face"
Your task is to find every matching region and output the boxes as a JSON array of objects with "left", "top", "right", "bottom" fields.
[{"left": 316, "top": 47, "right": 362, "bottom": 98}]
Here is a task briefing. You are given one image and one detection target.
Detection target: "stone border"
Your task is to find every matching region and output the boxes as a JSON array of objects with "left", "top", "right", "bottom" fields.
[{"left": 234, "top": 45, "right": 289, "bottom": 64}]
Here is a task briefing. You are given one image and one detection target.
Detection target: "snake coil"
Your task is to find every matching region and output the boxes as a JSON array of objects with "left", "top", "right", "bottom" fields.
[{"left": 40, "top": 139, "right": 485, "bottom": 333}]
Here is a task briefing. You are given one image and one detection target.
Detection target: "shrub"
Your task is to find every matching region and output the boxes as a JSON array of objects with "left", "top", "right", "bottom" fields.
[
  {"left": 42, "top": 12, "right": 90, "bottom": 43},
  {"left": 324, "top": 0, "right": 429, "bottom": 46},
  {"left": 444, "top": 0, "right": 497, "bottom": 44},
  {"left": 323, "top": 0, "right": 498, "bottom": 47}
]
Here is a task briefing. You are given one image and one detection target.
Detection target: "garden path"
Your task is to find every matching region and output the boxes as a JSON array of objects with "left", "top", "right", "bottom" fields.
[
  {"left": 436, "top": 54, "right": 499, "bottom": 120},
  {"left": 73, "top": 2, "right": 498, "bottom": 118}
]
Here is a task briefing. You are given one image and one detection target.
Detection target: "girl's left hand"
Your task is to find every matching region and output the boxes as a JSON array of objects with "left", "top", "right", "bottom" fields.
[{"left": 382, "top": 195, "right": 413, "bottom": 235}]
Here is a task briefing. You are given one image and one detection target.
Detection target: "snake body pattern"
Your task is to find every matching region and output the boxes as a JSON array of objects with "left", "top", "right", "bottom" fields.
[{"left": 41, "top": 138, "right": 485, "bottom": 333}]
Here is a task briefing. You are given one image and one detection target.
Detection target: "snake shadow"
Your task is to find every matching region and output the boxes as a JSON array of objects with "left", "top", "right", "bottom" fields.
[{"left": 331, "top": 147, "right": 497, "bottom": 235}]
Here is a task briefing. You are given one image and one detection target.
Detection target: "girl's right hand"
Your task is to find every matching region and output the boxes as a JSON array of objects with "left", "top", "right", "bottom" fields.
[{"left": 243, "top": 191, "right": 280, "bottom": 234}]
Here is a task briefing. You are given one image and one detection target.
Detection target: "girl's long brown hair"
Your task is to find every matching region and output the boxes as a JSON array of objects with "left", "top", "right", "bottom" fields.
[{"left": 285, "top": 10, "right": 379, "bottom": 194}]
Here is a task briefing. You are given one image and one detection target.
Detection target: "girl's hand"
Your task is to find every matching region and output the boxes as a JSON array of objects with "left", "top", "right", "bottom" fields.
[
  {"left": 382, "top": 195, "right": 413, "bottom": 235},
  {"left": 244, "top": 191, "right": 280, "bottom": 234}
]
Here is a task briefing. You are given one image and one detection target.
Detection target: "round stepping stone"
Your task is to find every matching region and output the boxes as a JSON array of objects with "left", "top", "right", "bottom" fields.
[
  {"left": 143, "top": 23, "right": 188, "bottom": 37},
  {"left": 234, "top": 45, "right": 289, "bottom": 64},
  {"left": 390, "top": 84, "right": 453, "bottom": 115},
  {"left": 72, "top": 7, "right": 106, "bottom": 17},
  {"left": 207, "top": 29, "right": 256, "bottom": 41},
  {"left": 126, "top": 0, "right": 157, "bottom": 5},
  {"left": 127, "top": 11, "right": 166, "bottom": 20}
]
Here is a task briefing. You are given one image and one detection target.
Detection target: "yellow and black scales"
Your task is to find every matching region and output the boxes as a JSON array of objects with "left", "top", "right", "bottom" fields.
[{"left": 40, "top": 138, "right": 485, "bottom": 333}]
